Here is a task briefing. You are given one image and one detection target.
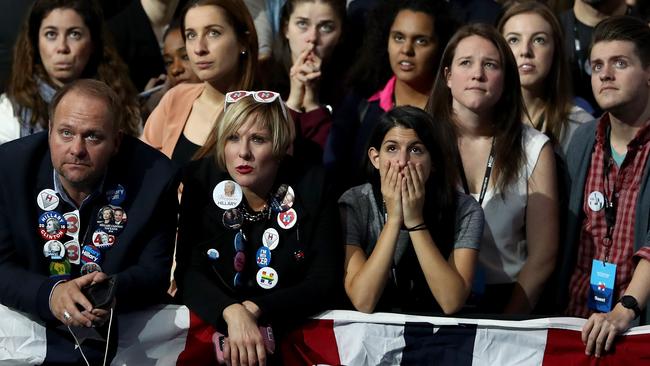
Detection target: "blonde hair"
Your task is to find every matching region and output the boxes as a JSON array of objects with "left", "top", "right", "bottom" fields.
[{"left": 214, "top": 96, "right": 295, "bottom": 170}]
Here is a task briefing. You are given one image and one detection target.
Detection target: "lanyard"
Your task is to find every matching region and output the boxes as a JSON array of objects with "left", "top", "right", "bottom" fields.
[
  {"left": 460, "top": 137, "right": 495, "bottom": 205},
  {"left": 601, "top": 132, "right": 619, "bottom": 262}
]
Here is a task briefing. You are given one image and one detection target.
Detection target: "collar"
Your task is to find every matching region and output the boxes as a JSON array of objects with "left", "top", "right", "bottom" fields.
[
  {"left": 595, "top": 113, "right": 650, "bottom": 148},
  {"left": 368, "top": 76, "right": 397, "bottom": 112},
  {"left": 52, "top": 169, "right": 106, "bottom": 210}
]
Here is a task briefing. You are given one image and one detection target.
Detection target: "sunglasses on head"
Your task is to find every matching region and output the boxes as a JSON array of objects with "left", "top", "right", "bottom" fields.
[{"left": 224, "top": 90, "right": 287, "bottom": 119}]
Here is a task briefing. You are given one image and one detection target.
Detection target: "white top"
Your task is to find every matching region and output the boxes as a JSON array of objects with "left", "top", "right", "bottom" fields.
[
  {"left": 473, "top": 125, "right": 549, "bottom": 284},
  {"left": 0, "top": 94, "right": 20, "bottom": 145}
]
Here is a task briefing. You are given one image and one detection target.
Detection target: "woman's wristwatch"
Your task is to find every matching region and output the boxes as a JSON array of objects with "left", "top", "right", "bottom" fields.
[{"left": 618, "top": 295, "right": 641, "bottom": 319}]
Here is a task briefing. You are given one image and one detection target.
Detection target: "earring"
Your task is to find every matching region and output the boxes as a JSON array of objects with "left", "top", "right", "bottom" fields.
[{"left": 241, "top": 50, "right": 247, "bottom": 55}]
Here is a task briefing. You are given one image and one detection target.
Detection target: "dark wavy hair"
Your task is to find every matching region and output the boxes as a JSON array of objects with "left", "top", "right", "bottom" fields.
[
  {"left": 7, "top": 0, "right": 141, "bottom": 136},
  {"left": 591, "top": 15, "right": 650, "bottom": 67},
  {"left": 346, "top": 0, "right": 457, "bottom": 98},
  {"left": 426, "top": 24, "right": 525, "bottom": 192},
  {"left": 365, "top": 106, "right": 459, "bottom": 255},
  {"left": 498, "top": 1, "right": 573, "bottom": 146}
]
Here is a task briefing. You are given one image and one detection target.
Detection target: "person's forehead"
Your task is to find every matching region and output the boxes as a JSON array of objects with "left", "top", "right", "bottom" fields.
[
  {"left": 591, "top": 40, "right": 638, "bottom": 60},
  {"left": 51, "top": 92, "right": 113, "bottom": 130}
]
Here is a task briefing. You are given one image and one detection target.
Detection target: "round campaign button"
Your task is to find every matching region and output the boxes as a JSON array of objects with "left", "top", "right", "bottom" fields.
[
  {"left": 49, "top": 259, "right": 71, "bottom": 276},
  {"left": 256, "top": 247, "right": 272, "bottom": 268},
  {"left": 106, "top": 184, "right": 126, "bottom": 205},
  {"left": 588, "top": 191, "right": 605, "bottom": 212},
  {"left": 277, "top": 208, "right": 297, "bottom": 230},
  {"left": 223, "top": 209, "right": 243, "bottom": 230},
  {"left": 92, "top": 231, "right": 115, "bottom": 249},
  {"left": 256, "top": 267, "right": 278, "bottom": 289},
  {"left": 234, "top": 251, "right": 246, "bottom": 272},
  {"left": 262, "top": 228, "right": 279, "bottom": 250},
  {"left": 63, "top": 211, "right": 80, "bottom": 238},
  {"left": 37, "top": 189, "right": 59, "bottom": 211},
  {"left": 64, "top": 240, "right": 81, "bottom": 265},
  {"left": 80, "top": 262, "right": 102, "bottom": 275},
  {"left": 43, "top": 240, "right": 65, "bottom": 260},
  {"left": 207, "top": 248, "right": 220, "bottom": 260},
  {"left": 271, "top": 185, "right": 295, "bottom": 212},
  {"left": 38, "top": 211, "right": 67, "bottom": 241},
  {"left": 213, "top": 180, "right": 243, "bottom": 210},
  {"left": 96, "top": 205, "right": 127, "bottom": 234},
  {"left": 81, "top": 245, "right": 102, "bottom": 264}
]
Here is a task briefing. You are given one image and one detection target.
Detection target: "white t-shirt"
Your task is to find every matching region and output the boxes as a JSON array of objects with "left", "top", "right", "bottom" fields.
[{"left": 0, "top": 94, "right": 20, "bottom": 145}]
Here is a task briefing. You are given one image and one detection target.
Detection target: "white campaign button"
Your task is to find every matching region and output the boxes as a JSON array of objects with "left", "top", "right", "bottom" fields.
[
  {"left": 213, "top": 180, "right": 243, "bottom": 209},
  {"left": 588, "top": 191, "right": 605, "bottom": 212},
  {"left": 262, "top": 228, "right": 279, "bottom": 250},
  {"left": 277, "top": 208, "right": 297, "bottom": 230},
  {"left": 37, "top": 189, "right": 59, "bottom": 211},
  {"left": 256, "top": 267, "right": 278, "bottom": 289}
]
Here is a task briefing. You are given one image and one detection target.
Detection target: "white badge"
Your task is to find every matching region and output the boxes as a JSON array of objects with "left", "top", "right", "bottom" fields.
[
  {"left": 37, "top": 189, "right": 59, "bottom": 211},
  {"left": 262, "top": 228, "right": 280, "bottom": 250},
  {"left": 588, "top": 191, "right": 605, "bottom": 212},
  {"left": 256, "top": 267, "right": 278, "bottom": 289},
  {"left": 43, "top": 240, "right": 65, "bottom": 260},
  {"left": 64, "top": 211, "right": 80, "bottom": 238},
  {"left": 64, "top": 240, "right": 81, "bottom": 265},
  {"left": 277, "top": 208, "right": 297, "bottom": 230},
  {"left": 213, "top": 180, "right": 243, "bottom": 210}
]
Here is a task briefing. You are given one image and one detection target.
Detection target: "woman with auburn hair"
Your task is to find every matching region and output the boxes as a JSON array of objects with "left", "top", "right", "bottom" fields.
[
  {"left": 142, "top": 0, "right": 259, "bottom": 166},
  {"left": 0, "top": 0, "right": 141, "bottom": 143},
  {"left": 426, "top": 24, "right": 559, "bottom": 314},
  {"left": 175, "top": 91, "right": 341, "bottom": 365},
  {"left": 498, "top": 1, "right": 592, "bottom": 155}
]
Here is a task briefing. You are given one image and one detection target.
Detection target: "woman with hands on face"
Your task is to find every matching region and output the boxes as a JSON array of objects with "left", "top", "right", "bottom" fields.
[{"left": 339, "top": 106, "right": 483, "bottom": 314}]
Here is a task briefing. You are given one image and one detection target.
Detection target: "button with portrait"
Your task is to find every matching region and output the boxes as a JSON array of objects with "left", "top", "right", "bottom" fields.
[
  {"left": 38, "top": 211, "right": 67, "bottom": 241},
  {"left": 223, "top": 208, "right": 243, "bottom": 230},
  {"left": 43, "top": 240, "right": 65, "bottom": 260},
  {"left": 80, "top": 262, "right": 102, "bottom": 275},
  {"left": 92, "top": 231, "right": 115, "bottom": 249},
  {"left": 213, "top": 180, "right": 243, "bottom": 209},
  {"left": 271, "top": 185, "right": 295, "bottom": 212}
]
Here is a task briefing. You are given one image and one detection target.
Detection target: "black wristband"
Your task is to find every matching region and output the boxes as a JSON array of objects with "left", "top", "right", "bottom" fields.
[{"left": 406, "top": 223, "right": 427, "bottom": 232}]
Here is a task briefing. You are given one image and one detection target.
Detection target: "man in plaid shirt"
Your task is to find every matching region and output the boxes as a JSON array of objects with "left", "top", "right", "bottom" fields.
[{"left": 560, "top": 16, "right": 650, "bottom": 359}]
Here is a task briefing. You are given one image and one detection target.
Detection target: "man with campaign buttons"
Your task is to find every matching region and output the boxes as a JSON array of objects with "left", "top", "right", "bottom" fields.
[
  {"left": 0, "top": 79, "right": 178, "bottom": 364},
  {"left": 559, "top": 16, "right": 650, "bottom": 358}
]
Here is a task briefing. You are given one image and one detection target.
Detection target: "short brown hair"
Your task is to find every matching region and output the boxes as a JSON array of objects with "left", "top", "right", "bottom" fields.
[
  {"left": 592, "top": 15, "right": 650, "bottom": 67},
  {"left": 49, "top": 79, "right": 123, "bottom": 132}
]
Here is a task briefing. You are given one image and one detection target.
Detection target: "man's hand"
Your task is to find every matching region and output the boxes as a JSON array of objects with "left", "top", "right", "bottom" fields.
[
  {"left": 50, "top": 271, "right": 110, "bottom": 327},
  {"left": 582, "top": 303, "right": 635, "bottom": 357}
]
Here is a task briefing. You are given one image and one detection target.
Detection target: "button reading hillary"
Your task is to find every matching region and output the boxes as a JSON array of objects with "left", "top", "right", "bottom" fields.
[
  {"left": 256, "top": 247, "right": 272, "bottom": 268},
  {"left": 106, "top": 184, "right": 126, "bottom": 205},
  {"left": 43, "top": 240, "right": 65, "bottom": 260},
  {"left": 213, "top": 180, "right": 243, "bottom": 209},
  {"left": 50, "top": 260, "right": 71, "bottom": 276},
  {"left": 223, "top": 208, "right": 243, "bottom": 230},
  {"left": 80, "top": 262, "right": 102, "bottom": 275},
  {"left": 588, "top": 191, "right": 605, "bottom": 212},
  {"left": 277, "top": 208, "right": 297, "bottom": 229},
  {"left": 64, "top": 240, "right": 81, "bottom": 265},
  {"left": 38, "top": 211, "right": 67, "bottom": 240},
  {"left": 64, "top": 211, "right": 80, "bottom": 238},
  {"left": 207, "top": 248, "right": 220, "bottom": 260},
  {"left": 81, "top": 245, "right": 102, "bottom": 264},
  {"left": 37, "top": 189, "right": 59, "bottom": 211},
  {"left": 262, "top": 228, "right": 279, "bottom": 250},
  {"left": 92, "top": 231, "right": 115, "bottom": 249},
  {"left": 256, "top": 267, "right": 278, "bottom": 289}
]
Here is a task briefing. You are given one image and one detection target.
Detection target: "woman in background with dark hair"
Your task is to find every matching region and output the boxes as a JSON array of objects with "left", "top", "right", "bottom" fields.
[
  {"left": 427, "top": 24, "right": 558, "bottom": 314},
  {"left": 340, "top": 106, "right": 482, "bottom": 314},
  {"left": 326, "top": 0, "right": 457, "bottom": 190},
  {"left": 0, "top": 0, "right": 140, "bottom": 143},
  {"left": 142, "top": 0, "right": 259, "bottom": 166}
]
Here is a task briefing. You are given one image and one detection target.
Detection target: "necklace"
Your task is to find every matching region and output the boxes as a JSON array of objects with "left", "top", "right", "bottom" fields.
[{"left": 241, "top": 204, "right": 272, "bottom": 222}]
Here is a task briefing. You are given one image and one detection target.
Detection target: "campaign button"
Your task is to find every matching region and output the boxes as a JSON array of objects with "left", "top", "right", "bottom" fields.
[
  {"left": 92, "top": 231, "right": 115, "bottom": 249},
  {"left": 271, "top": 185, "right": 294, "bottom": 212},
  {"left": 588, "top": 191, "right": 605, "bottom": 212},
  {"left": 49, "top": 259, "right": 71, "bottom": 276},
  {"left": 81, "top": 245, "right": 102, "bottom": 264},
  {"left": 80, "top": 262, "right": 102, "bottom": 275},
  {"left": 207, "top": 248, "right": 220, "bottom": 260},
  {"left": 106, "top": 184, "right": 126, "bottom": 205},
  {"left": 64, "top": 240, "right": 81, "bottom": 265},
  {"left": 262, "top": 228, "right": 279, "bottom": 250},
  {"left": 43, "top": 240, "right": 65, "bottom": 260},
  {"left": 256, "top": 267, "right": 278, "bottom": 289},
  {"left": 63, "top": 211, "right": 80, "bottom": 238},
  {"left": 233, "top": 272, "right": 243, "bottom": 287},
  {"left": 223, "top": 209, "right": 243, "bottom": 230},
  {"left": 213, "top": 180, "right": 243, "bottom": 210},
  {"left": 234, "top": 231, "right": 246, "bottom": 251},
  {"left": 234, "top": 251, "right": 246, "bottom": 272},
  {"left": 256, "top": 247, "right": 272, "bottom": 268},
  {"left": 277, "top": 209, "right": 297, "bottom": 229},
  {"left": 38, "top": 211, "right": 67, "bottom": 241},
  {"left": 293, "top": 250, "right": 305, "bottom": 262},
  {"left": 37, "top": 189, "right": 59, "bottom": 211}
]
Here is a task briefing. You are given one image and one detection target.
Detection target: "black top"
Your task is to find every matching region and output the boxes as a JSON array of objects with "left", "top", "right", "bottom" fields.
[
  {"left": 175, "top": 156, "right": 343, "bottom": 334},
  {"left": 171, "top": 133, "right": 201, "bottom": 167}
]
